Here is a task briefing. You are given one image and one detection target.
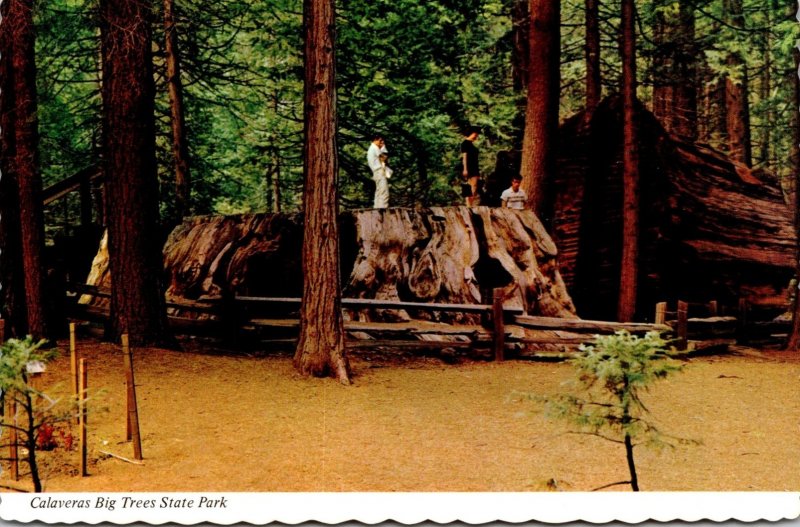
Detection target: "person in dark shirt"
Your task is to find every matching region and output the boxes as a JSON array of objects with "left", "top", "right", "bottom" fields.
[{"left": 460, "top": 126, "right": 481, "bottom": 206}]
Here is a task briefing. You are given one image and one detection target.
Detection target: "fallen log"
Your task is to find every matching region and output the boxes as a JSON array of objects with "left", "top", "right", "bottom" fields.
[{"left": 541, "top": 96, "right": 794, "bottom": 320}]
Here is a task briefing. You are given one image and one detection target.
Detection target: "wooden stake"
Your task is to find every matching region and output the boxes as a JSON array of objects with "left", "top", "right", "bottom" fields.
[
  {"left": 70, "top": 323, "right": 79, "bottom": 423},
  {"left": 0, "top": 318, "right": 5, "bottom": 343},
  {"left": 122, "top": 335, "right": 143, "bottom": 460},
  {"left": 654, "top": 302, "right": 667, "bottom": 325},
  {"left": 738, "top": 297, "right": 749, "bottom": 331},
  {"left": 123, "top": 335, "right": 132, "bottom": 441},
  {"left": 677, "top": 300, "right": 688, "bottom": 350},
  {"left": 79, "top": 358, "right": 88, "bottom": 477},
  {"left": 492, "top": 288, "right": 505, "bottom": 362},
  {"left": 8, "top": 398, "right": 18, "bottom": 481}
]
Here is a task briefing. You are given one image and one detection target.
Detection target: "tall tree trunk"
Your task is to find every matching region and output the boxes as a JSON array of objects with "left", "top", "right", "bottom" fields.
[
  {"left": 164, "top": 0, "right": 191, "bottom": 221},
  {"left": 784, "top": 42, "right": 800, "bottom": 351},
  {"left": 617, "top": 0, "right": 639, "bottom": 322},
  {"left": 584, "top": 0, "right": 601, "bottom": 117},
  {"left": 8, "top": 0, "right": 48, "bottom": 340},
  {"left": 269, "top": 151, "right": 282, "bottom": 213},
  {"left": 0, "top": 2, "right": 27, "bottom": 338},
  {"left": 699, "top": 70, "right": 727, "bottom": 147},
  {"left": 652, "top": 0, "right": 697, "bottom": 142},
  {"left": 100, "top": 0, "right": 169, "bottom": 346},
  {"left": 520, "top": 0, "right": 560, "bottom": 222},
  {"left": 723, "top": 0, "right": 752, "bottom": 166},
  {"left": 758, "top": 1, "right": 776, "bottom": 169},
  {"left": 511, "top": 0, "right": 530, "bottom": 148},
  {"left": 294, "top": 0, "right": 351, "bottom": 383}
]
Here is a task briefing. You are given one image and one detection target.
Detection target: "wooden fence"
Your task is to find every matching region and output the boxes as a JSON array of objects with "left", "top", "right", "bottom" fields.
[{"left": 65, "top": 282, "right": 680, "bottom": 360}]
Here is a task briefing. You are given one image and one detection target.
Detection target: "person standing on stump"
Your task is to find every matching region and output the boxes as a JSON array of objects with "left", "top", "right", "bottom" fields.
[
  {"left": 367, "top": 134, "right": 391, "bottom": 208},
  {"left": 501, "top": 174, "right": 527, "bottom": 210},
  {"left": 460, "top": 126, "right": 481, "bottom": 206}
]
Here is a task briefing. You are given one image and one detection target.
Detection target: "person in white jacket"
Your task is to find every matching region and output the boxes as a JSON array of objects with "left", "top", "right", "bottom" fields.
[{"left": 367, "top": 134, "right": 391, "bottom": 208}]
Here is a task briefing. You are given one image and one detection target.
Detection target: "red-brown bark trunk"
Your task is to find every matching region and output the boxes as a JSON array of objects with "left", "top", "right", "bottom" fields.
[
  {"left": 723, "top": 0, "right": 752, "bottom": 167},
  {"left": 294, "top": 0, "right": 350, "bottom": 383},
  {"left": 100, "top": 0, "right": 169, "bottom": 346},
  {"left": 511, "top": 0, "right": 530, "bottom": 148},
  {"left": 8, "top": 0, "right": 48, "bottom": 340},
  {"left": 584, "top": 0, "right": 601, "bottom": 117},
  {"left": 785, "top": 44, "right": 800, "bottom": 351},
  {"left": 652, "top": 0, "right": 697, "bottom": 142},
  {"left": 617, "top": 0, "right": 639, "bottom": 322},
  {"left": 164, "top": 0, "right": 191, "bottom": 221},
  {"left": 0, "top": 2, "right": 28, "bottom": 338},
  {"left": 520, "top": 0, "right": 560, "bottom": 221}
]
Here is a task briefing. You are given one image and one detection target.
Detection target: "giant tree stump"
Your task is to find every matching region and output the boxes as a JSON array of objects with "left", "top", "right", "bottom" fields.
[{"left": 82, "top": 207, "right": 577, "bottom": 328}]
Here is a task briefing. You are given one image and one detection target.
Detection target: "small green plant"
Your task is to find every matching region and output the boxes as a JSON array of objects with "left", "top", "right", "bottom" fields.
[
  {"left": 0, "top": 337, "right": 70, "bottom": 492},
  {"left": 528, "top": 330, "right": 697, "bottom": 491}
]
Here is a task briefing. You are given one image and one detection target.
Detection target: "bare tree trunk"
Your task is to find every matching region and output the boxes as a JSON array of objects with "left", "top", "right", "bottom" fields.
[
  {"left": 758, "top": 1, "right": 776, "bottom": 169},
  {"left": 511, "top": 0, "right": 530, "bottom": 148},
  {"left": 617, "top": 0, "right": 639, "bottom": 322},
  {"left": 294, "top": 0, "right": 351, "bottom": 383},
  {"left": 8, "top": 0, "right": 48, "bottom": 340},
  {"left": 164, "top": 0, "right": 191, "bottom": 221},
  {"left": 784, "top": 43, "right": 800, "bottom": 351},
  {"left": 100, "top": 0, "right": 170, "bottom": 346},
  {"left": 652, "top": 0, "right": 696, "bottom": 141},
  {"left": 723, "top": 0, "right": 752, "bottom": 166},
  {"left": 0, "top": 3, "right": 27, "bottom": 338},
  {"left": 585, "top": 0, "right": 601, "bottom": 117},
  {"left": 270, "top": 151, "right": 282, "bottom": 213},
  {"left": 520, "top": 0, "right": 560, "bottom": 222}
]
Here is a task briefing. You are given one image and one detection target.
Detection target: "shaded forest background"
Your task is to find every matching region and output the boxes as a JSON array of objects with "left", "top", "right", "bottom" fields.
[
  {"left": 31, "top": 0, "right": 800, "bottom": 221},
  {"left": 2, "top": 0, "right": 800, "bottom": 359}
]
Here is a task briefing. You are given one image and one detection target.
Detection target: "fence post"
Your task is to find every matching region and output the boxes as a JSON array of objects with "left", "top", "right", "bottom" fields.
[
  {"left": 492, "top": 288, "right": 505, "bottom": 362},
  {"left": 707, "top": 300, "right": 718, "bottom": 317},
  {"left": 79, "top": 358, "right": 88, "bottom": 477},
  {"left": 8, "top": 397, "right": 18, "bottom": 481},
  {"left": 654, "top": 302, "right": 667, "bottom": 325},
  {"left": 70, "top": 323, "right": 79, "bottom": 423},
  {"left": 122, "top": 334, "right": 143, "bottom": 460},
  {"left": 677, "top": 300, "right": 688, "bottom": 350},
  {"left": 737, "top": 298, "right": 749, "bottom": 343}
]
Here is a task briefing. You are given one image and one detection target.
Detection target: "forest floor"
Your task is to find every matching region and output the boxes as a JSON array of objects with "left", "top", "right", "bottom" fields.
[{"left": 2, "top": 336, "right": 799, "bottom": 493}]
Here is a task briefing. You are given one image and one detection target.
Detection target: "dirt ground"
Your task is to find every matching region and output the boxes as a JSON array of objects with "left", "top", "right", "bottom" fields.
[{"left": 3, "top": 337, "right": 799, "bottom": 493}]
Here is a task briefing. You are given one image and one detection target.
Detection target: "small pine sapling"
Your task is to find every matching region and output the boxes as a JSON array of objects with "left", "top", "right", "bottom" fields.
[
  {"left": 533, "top": 330, "right": 698, "bottom": 491},
  {"left": 0, "top": 337, "right": 72, "bottom": 492}
]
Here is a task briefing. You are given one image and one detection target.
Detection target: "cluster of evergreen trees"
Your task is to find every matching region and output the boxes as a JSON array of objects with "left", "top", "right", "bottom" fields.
[
  {"left": 1, "top": 0, "right": 798, "bottom": 378},
  {"left": 23, "top": 0, "right": 800, "bottom": 218}
]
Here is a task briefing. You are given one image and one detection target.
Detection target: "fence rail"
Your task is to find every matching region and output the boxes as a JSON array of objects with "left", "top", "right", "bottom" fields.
[{"left": 67, "top": 283, "right": 775, "bottom": 359}]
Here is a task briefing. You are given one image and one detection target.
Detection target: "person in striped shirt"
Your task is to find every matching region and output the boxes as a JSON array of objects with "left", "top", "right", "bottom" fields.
[{"left": 500, "top": 174, "right": 527, "bottom": 210}]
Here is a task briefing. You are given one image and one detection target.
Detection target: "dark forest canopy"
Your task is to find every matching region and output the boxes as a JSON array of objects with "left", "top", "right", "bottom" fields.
[{"left": 32, "top": 0, "right": 799, "bottom": 225}]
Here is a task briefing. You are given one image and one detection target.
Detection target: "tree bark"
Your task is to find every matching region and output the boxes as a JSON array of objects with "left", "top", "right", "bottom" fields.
[
  {"left": 584, "top": 0, "right": 601, "bottom": 117},
  {"left": 164, "top": 0, "right": 191, "bottom": 222},
  {"left": 617, "top": 0, "right": 639, "bottom": 322},
  {"left": 520, "top": 0, "right": 560, "bottom": 222},
  {"left": 723, "top": 0, "right": 752, "bottom": 167},
  {"left": 0, "top": 1, "right": 27, "bottom": 338},
  {"left": 652, "top": 0, "right": 697, "bottom": 142},
  {"left": 784, "top": 43, "right": 800, "bottom": 351},
  {"left": 8, "top": 0, "right": 48, "bottom": 340},
  {"left": 100, "top": 0, "right": 169, "bottom": 345},
  {"left": 294, "top": 0, "right": 350, "bottom": 383},
  {"left": 511, "top": 0, "right": 530, "bottom": 148}
]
